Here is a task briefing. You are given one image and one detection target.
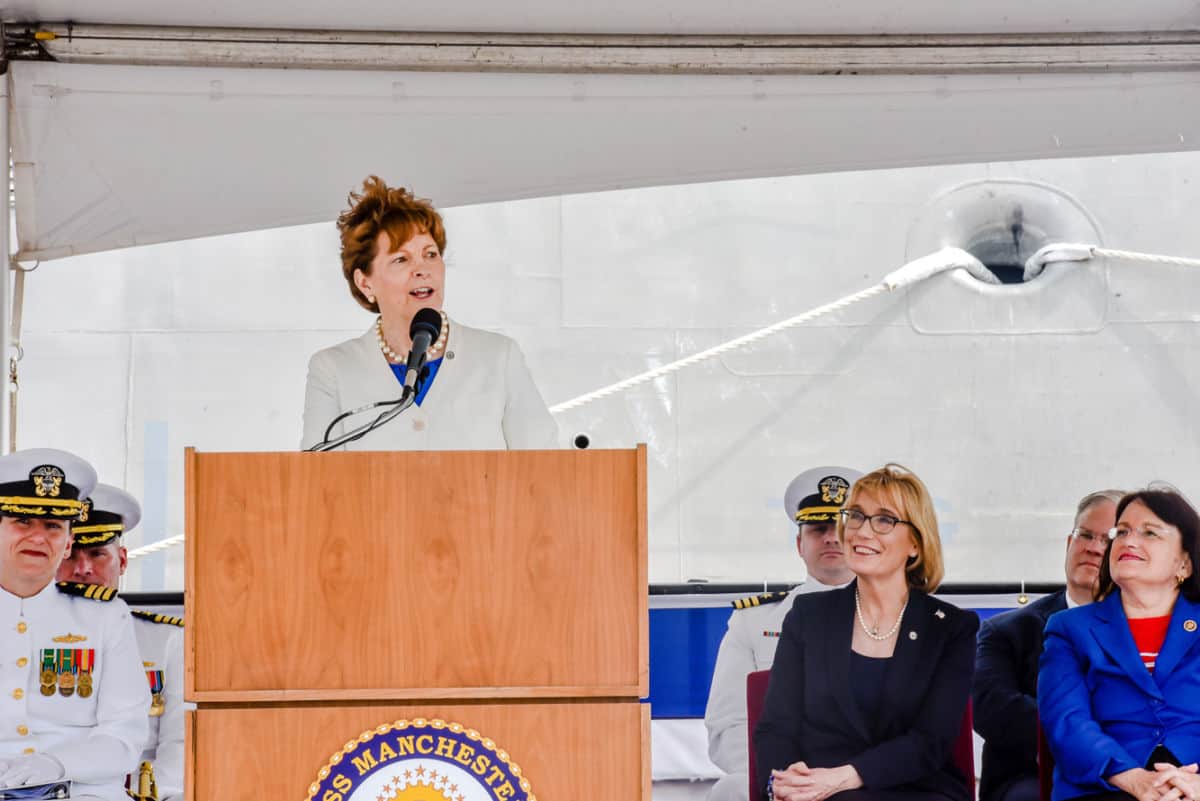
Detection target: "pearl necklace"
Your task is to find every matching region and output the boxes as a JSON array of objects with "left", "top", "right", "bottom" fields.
[
  {"left": 855, "top": 589, "right": 908, "bottom": 641},
  {"left": 376, "top": 310, "right": 449, "bottom": 364}
]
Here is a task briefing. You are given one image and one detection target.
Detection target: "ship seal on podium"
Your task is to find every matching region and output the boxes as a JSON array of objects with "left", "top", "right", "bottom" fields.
[{"left": 308, "top": 718, "right": 536, "bottom": 801}]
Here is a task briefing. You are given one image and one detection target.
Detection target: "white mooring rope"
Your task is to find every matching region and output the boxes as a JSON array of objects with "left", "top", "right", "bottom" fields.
[
  {"left": 548, "top": 246, "right": 987, "bottom": 414},
  {"left": 126, "top": 533, "right": 185, "bottom": 561}
]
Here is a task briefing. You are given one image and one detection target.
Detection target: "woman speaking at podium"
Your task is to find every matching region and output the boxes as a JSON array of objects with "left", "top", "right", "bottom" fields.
[{"left": 301, "top": 176, "right": 559, "bottom": 451}]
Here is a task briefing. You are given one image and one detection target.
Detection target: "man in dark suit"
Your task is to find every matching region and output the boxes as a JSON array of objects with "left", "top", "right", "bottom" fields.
[{"left": 972, "top": 489, "right": 1122, "bottom": 801}]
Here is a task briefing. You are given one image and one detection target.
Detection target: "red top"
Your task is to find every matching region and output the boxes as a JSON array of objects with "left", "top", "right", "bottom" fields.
[{"left": 1127, "top": 614, "right": 1172, "bottom": 672}]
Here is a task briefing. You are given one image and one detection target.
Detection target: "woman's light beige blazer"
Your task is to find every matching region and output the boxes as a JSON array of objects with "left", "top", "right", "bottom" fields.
[{"left": 301, "top": 319, "right": 559, "bottom": 451}]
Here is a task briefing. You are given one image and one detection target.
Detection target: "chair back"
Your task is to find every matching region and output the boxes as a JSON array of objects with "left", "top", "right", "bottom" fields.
[
  {"left": 746, "top": 669, "right": 771, "bottom": 801},
  {"left": 954, "top": 701, "right": 976, "bottom": 800},
  {"left": 1038, "top": 721, "right": 1055, "bottom": 801}
]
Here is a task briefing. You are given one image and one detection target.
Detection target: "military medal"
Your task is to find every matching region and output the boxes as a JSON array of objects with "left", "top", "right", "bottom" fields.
[
  {"left": 146, "top": 670, "right": 165, "bottom": 717},
  {"left": 57, "top": 648, "right": 76, "bottom": 697},
  {"left": 77, "top": 649, "right": 95, "bottom": 699},
  {"left": 39, "top": 651, "right": 57, "bottom": 696}
]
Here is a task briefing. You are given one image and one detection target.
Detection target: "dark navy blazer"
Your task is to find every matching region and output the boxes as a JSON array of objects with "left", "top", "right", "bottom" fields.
[
  {"left": 1039, "top": 590, "right": 1200, "bottom": 801},
  {"left": 972, "top": 590, "right": 1067, "bottom": 801},
  {"left": 753, "top": 582, "right": 979, "bottom": 801}
]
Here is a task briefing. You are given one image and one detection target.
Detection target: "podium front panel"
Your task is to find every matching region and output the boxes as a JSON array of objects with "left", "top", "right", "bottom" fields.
[
  {"left": 190, "top": 700, "right": 650, "bottom": 800},
  {"left": 186, "top": 448, "right": 648, "bottom": 698}
]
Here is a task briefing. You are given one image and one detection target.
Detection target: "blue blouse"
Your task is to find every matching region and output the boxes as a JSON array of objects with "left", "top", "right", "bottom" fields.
[{"left": 389, "top": 357, "right": 444, "bottom": 406}]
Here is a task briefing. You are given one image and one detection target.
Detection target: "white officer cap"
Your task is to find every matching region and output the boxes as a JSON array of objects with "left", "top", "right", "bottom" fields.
[
  {"left": 783, "top": 465, "right": 864, "bottom": 525},
  {"left": 75, "top": 484, "right": 142, "bottom": 547},
  {"left": 0, "top": 447, "right": 98, "bottom": 521}
]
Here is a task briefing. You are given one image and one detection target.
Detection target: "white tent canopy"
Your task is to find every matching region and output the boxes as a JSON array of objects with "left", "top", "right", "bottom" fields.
[
  {"left": 3, "top": 1, "right": 1200, "bottom": 260},
  {"left": 9, "top": 66, "right": 1200, "bottom": 260}
]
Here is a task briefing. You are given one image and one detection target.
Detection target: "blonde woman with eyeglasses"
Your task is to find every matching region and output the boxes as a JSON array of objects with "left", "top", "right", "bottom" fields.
[{"left": 754, "top": 464, "right": 978, "bottom": 801}]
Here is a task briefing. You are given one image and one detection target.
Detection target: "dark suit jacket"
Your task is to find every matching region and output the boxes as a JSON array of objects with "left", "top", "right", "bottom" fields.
[
  {"left": 972, "top": 590, "right": 1067, "bottom": 801},
  {"left": 753, "top": 582, "right": 979, "bottom": 801},
  {"left": 1039, "top": 590, "right": 1200, "bottom": 801}
]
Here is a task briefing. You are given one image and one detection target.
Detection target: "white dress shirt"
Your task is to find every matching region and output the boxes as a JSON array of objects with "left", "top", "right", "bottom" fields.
[
  {"left": 0, "top": 582, "right": 148, "bottom": 801},
  {"left": 301, "top": 318, "right": 559, "bottom": 451}
]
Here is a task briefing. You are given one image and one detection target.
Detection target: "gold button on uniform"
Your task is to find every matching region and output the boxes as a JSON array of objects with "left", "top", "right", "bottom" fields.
[
  {"left": 17, "top": 725, "right": 28, "bottom": 736},
  {"left": 16, "top": 657, "right": 27, "bottom": 667},
  {"left": 16, "top": 622, "right": 26, "bottom": 633},
  {"left": 12, "top": 689, "right": 23, "bottom": 700},
  {"left": 22, "top": 747, "right": 33, "bottom": 755}
]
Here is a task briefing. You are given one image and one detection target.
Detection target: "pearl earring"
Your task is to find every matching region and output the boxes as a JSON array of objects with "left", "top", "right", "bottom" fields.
[{"left": 367, "top": 294, "right": 376, "bottom": 304}]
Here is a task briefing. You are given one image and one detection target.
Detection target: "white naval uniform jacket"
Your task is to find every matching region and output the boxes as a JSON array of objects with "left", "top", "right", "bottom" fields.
[
  {"left": 703, "top": 579, "right": 842, "bottom": 801},
  {"left": 0, "top": 582, "right": 148, "bottom": 801},
  {"left": 301, "top": 319, "right": 560, "bottom": 452},
  {"left": 156, "top": 628, "right": 185, "bottom": 801},
  {"left": 132, "top": 615, "right": 186, "bottom": 801}
]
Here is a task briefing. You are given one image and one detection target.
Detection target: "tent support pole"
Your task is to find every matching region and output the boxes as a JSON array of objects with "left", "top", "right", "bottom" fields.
[{"left": 0, "top": 73, "right": 13, "bottom": 454}]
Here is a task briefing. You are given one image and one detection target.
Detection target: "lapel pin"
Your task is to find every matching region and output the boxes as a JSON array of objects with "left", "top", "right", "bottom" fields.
[
  {"left": 909, "top": 631, "right": 918, "bottom": 640},
  {"left": 934, "top": 610, "right": 945, "bottom": 619},
  {"left": 1185, "top": 620, "right": 1197, "bottom": 633}
]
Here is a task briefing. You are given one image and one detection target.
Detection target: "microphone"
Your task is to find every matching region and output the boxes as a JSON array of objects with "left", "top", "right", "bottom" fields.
[
  {"left": 404, "top": 308, "right": 443, "bottom": 392},
  {"left": 306, "top": 308, "right": 442, "bottom": 452}
]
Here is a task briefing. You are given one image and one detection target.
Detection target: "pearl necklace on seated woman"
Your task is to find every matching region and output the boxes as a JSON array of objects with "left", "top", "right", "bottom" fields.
[{"left": 375, "top": 309, "right": 450, "bottom": 364}]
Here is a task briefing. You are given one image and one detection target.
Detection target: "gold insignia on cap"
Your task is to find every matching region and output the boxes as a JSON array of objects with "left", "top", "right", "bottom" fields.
[
  {"left": 818, "top": 475, "right": 850, "bottom": 505},
  {"left": 30, "top": 465, "right": 65, "bottom": 498},
  {"left": 1185, "top": 619, "right": 1197, "bottom": 633},
  {"left": 51, "top": 633, "right": 87, "bottom": 644}
]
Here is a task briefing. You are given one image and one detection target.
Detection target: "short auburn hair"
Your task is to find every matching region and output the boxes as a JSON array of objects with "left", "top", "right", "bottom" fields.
[
  {"left": 337, "top": 176, "right": 447, "bottom": 313},
  {"left": 838, "top": 463, "right": 946, "bottom": 591}
]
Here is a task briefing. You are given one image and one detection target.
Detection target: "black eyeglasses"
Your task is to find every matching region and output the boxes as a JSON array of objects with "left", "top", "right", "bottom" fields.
[{"left": 839, "top": 508, "right": 914, "bottom": 535}]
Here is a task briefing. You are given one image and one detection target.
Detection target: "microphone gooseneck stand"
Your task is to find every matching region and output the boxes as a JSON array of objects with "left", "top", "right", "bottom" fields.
[{"left": 306, "top": 385, "right": 417, "bottom": 452}]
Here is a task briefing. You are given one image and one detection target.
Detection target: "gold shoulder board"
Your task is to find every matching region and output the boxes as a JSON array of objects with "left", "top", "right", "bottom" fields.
[
  {"left": 56, "top": 582, "right": 117, "bottom": 602},
  {"left": 131, "top": 609, "right": 185, "bottom": 627},
  {"left": 731, "top": 591, "right": 790, "bottom": 610}
]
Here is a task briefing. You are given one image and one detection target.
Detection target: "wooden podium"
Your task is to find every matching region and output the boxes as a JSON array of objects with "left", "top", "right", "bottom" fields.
[{"left": 182, "top": 446, "right": 649, "bottom": 800}]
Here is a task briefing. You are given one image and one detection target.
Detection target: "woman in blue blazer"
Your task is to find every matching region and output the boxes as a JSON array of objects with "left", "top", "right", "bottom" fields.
[
  {"left": 1039, "top": 487, "right": 1200, "bottom": 801},
  {"left": 754, "top": 464, "right": 979, "bottom": 801}
]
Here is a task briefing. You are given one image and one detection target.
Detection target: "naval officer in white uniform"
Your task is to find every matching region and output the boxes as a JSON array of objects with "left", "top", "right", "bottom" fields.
[
  {"left": 0, "top": 449, "right": 147, "bottom": 800},
  {"left": 702, "top": 465, "right": 863, "bottom": 801},
  {"left": 56, "top": 484, "right": 185, "bottom": 801}
]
